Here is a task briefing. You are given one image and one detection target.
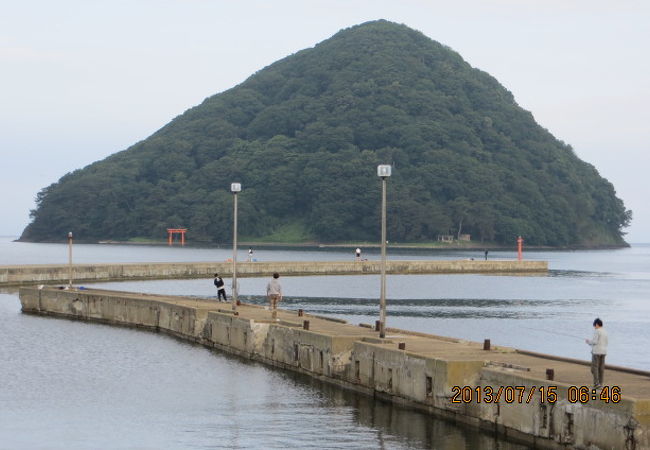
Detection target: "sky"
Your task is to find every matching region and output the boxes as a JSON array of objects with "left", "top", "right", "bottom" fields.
[{"left": 1, "top": 0, "right": 649, "bottom": 242}]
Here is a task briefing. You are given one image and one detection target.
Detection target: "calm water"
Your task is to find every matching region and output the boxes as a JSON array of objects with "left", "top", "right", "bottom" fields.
[{"left": 2, "top": 237, "right": 650, "bottom": 449}]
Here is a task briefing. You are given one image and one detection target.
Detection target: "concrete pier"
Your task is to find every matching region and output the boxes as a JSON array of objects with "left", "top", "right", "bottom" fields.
[
  {"left": 0, "top": 259, "right": 546, "bottom": 287},
  {"left": 19, "top": 286, "right": 649, "bottom": 449}
]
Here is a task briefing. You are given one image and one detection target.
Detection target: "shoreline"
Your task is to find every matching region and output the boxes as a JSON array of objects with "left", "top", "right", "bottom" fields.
[{"left": 12, "top": 237, "right": 631, "bottom": 251}]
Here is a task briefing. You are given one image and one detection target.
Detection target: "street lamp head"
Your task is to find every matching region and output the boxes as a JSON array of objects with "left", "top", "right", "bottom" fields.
[
  {"left": 377, "top": 165, "right": 392, "bottom": 178},
  {"left": 231, "top": 182, "right": 242, "bottom": 193}
]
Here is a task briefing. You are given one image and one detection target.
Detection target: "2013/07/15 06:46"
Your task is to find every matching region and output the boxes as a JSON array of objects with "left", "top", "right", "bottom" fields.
[{"left": 451, "top": 385, "right": 622, "bottom": 404}]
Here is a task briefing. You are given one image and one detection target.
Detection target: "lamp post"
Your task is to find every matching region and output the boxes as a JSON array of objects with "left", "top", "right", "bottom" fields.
[
  {"left": 231, "top": 182, "right": 241, "bottom": 311},
  {"left": 67, "top": 231, "right": 73, "bottom": 288},
  {"left": 377, "top": 164, "right": 391, "bottom": 338}
]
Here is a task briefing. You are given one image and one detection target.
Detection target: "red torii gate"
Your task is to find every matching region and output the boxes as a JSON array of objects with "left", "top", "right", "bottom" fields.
[{"left": 167, "top": 228, "right": 187, "bottom": 246}]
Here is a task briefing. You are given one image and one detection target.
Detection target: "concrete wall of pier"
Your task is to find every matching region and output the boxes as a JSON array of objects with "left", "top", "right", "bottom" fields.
[
  {"left": 19, "top": 287, "right": 648, "bottom": 449},
  {"left": 1, "top": 259, "right": 546, "bottom": 287}
]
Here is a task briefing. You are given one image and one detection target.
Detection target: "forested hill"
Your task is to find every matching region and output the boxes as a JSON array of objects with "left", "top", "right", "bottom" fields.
[{"left": 21, "top": 20, "right": 631, "bottom": 246}]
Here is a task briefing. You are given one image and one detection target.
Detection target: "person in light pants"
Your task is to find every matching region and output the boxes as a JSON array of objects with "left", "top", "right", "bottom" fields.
[
  {"left": 585, "top": 318, "right": 608, "bottom": 387},
  {"left": 266, "top": 272, "right": 282, "bottom": 319}
]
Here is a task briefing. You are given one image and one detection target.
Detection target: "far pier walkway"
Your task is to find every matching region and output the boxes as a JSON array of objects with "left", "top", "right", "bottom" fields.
[{"left": 0, "top": 259, "right": 546, "bottom": 287}]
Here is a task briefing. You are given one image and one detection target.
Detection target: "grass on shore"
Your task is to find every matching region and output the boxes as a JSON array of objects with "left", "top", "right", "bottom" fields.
[{"left": 241, "top": 222, "right": 316, "bottom": 244}]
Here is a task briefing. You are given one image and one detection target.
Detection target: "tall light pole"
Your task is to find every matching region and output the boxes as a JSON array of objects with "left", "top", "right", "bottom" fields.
[
  {"left": 377, "top": 164, "right": 391, "bottom": 338},
  {"left": 231, "top": 182, "right": 241, "bottom": 311},
  {"left": 67, "top": 231, "right": 73, "bottom": 289}
]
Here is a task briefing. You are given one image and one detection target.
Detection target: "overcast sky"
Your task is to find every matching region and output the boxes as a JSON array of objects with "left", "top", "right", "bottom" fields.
[{"left": 1, "top": 0, "right": 649, "bottom": 242}]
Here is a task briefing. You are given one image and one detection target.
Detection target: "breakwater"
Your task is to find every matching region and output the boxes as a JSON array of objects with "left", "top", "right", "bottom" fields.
[
  {"left": 0, "top": 259, "right": 546, "bottom": 287},
  {"left": 19, "top": 286, "right": 649, "bottom": 449}
]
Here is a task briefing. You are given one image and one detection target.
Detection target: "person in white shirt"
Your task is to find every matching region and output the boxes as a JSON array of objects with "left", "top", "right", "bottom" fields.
[
  {"left": 585, "top": 318, "right": 608, "bottom": 387},
  {"left": 266, "top": 272, "right": 282, "bottom": 319},
  {"left": 355, "top": 247, "right": 361, "bottom": 261}
]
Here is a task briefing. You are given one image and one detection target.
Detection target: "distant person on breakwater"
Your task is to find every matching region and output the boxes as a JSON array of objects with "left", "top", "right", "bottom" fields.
[
  {"left": 214, "top": 273, "right": 227, "bottom": 302},
  {"left": 248, "top": 247, "right": 254, "bottom": 262},
  {"left": 266, "top": 272, "right": 282, "bottom": 319},
  {"left": 355, "top": 247, "right": 361, "bottom": 261},
  {"left": 484, "top": 249, "right": 489, "bottom": 260},
  {"left": 585, "top": 318, "right": 608, "bottom": 387}
]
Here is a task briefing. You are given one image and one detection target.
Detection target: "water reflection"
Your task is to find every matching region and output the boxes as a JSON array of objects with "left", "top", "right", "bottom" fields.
[
  {"left": 234, "top": 295, "right": 583, "bottom": 320},
  {"left": 257, "top": 362, "right": 529, "bottom": 449},
  {"left": 549, "top": 269, "right": 614, "bottom": 278}
]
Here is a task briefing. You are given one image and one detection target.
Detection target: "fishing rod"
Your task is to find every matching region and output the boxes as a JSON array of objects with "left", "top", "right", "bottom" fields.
[{"left": 515, "top": 324, "right": 585, "bottom": 340}]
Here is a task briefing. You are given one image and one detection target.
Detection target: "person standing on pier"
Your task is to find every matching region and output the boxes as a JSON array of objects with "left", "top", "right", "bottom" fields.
[
  {"left": 248, "top": 247, "right": 254, "bottom": 262},
  {"left": 214, "top": 273, "right": 227, "bottom": 302},
  {"left": 266, "top": 272, "right": 282, "bottom": 319},
  {"left": 484, "top": 249, "right": 489, "bottom": 260},
  {"left": 355, "top": 247, "right": 361, "bottom": 261},
  {"left": 585, "top": 318, "right": 608, "bottom": 387}
]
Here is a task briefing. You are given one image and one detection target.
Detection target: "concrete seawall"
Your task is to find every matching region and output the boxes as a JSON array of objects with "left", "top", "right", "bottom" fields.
[
  {"left": 0, "top": 259, "right": 546, "bottom": 287},
  {"left": 19, "top": 286, "right": 649, "bottom": 449}
]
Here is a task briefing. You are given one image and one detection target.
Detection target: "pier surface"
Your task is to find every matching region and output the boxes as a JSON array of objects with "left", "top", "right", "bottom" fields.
[
  {"left": 0, "top": 259, "right": 546, "bottom": 287},
  {"left": 19, "top": 286, "right": 649, "bottom": 449}
]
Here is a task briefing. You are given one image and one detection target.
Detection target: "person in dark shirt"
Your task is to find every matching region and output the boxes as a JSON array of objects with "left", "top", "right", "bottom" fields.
[{"left": 214, "top": 273, "right": 227, "bottom": 302}]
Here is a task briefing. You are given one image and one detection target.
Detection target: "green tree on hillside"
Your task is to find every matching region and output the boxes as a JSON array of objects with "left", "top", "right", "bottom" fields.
[{"left": 21, "top": 20, "right": 631, "bottom": 246}]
